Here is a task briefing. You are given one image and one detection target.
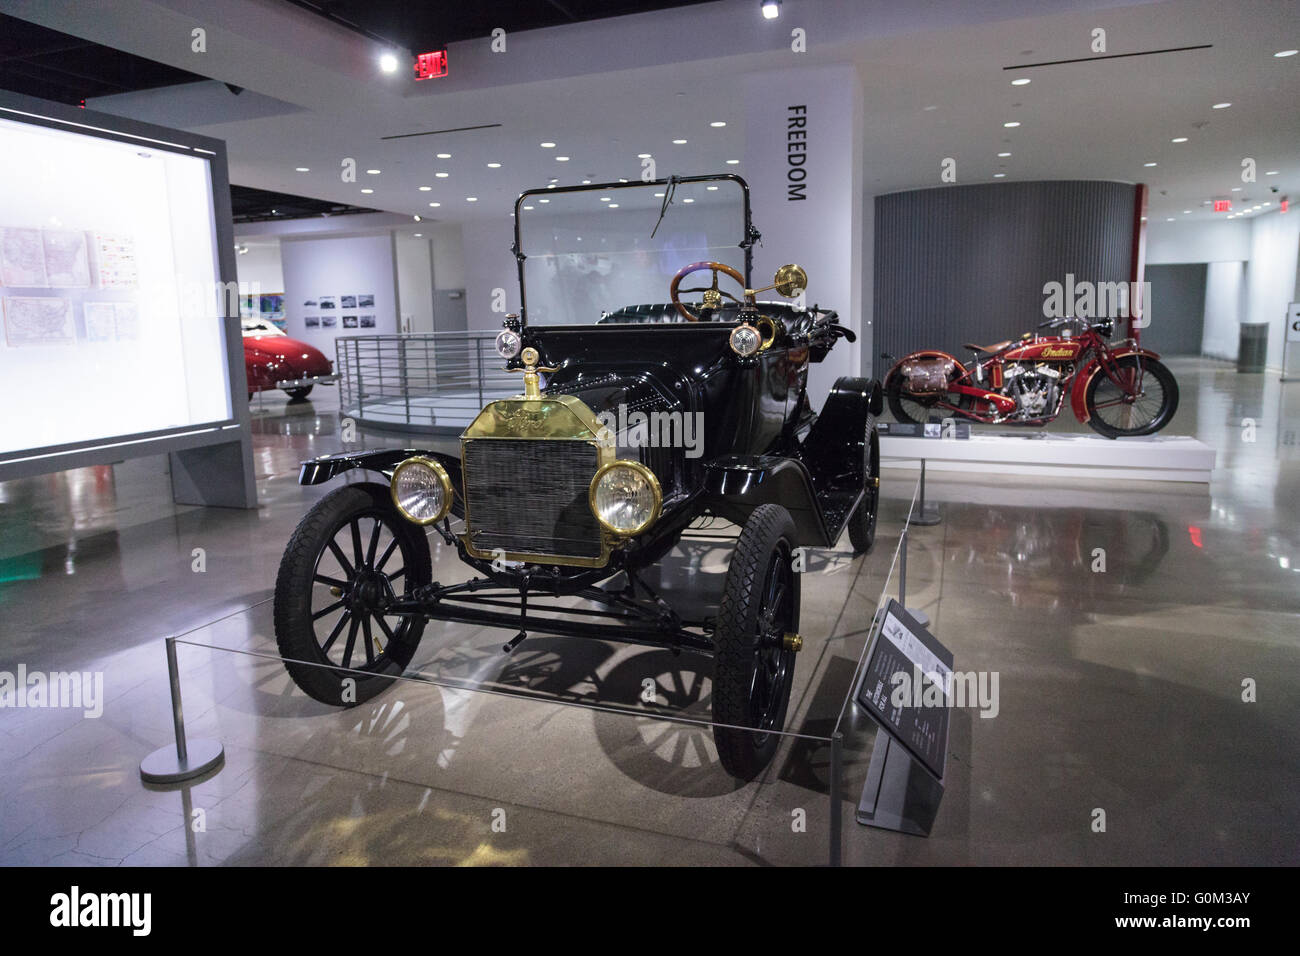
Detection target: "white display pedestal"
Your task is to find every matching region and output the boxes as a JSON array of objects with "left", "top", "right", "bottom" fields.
[{"left": 881, "top": 433, "right": 1215, "bottom": 483}]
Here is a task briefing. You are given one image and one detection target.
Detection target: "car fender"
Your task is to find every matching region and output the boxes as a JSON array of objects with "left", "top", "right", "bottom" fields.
[
  {"left": 802, "top": 375, "right": 879, "bottom": 489},
  {"left": 704, "top": 454, "right": 832, "bottom": 547},
  {"left": 1069, "top": 346, "right": 1163, "bottom": 423},
  {"left": 298, "top": 448, "right": 463, "bottom": 499}
]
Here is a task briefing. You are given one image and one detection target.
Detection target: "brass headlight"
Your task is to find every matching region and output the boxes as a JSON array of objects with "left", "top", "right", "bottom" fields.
[
  {"left": 729, "top": 323, "right": 762, "bottom": 358},
  {"left": 391, "top": 456, "right": 452, "bottom": 524},
  {"left": 589, "top": 460, "right": 661, "bottom": 536}
]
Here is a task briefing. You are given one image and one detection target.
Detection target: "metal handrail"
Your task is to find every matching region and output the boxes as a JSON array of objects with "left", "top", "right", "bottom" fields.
[{"left": 334, "top": 331, "right": 518, "bottom": 434}]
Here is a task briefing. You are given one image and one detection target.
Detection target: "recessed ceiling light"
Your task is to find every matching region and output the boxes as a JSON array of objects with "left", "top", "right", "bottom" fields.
[
  {"left": 1183, "top": 210, "right": 1191, "bottom": 214},
  {"left": 707, "top": 185, "right": 719, "bottom": 190},
  {"left": 1274, "top": 49, "right": 1297, "bottom": 57},
  {"left": 1003, "top": 121, "right": 1020, "bottom": 128},
  {"left": 1144, "top": 162, "right": 1158, "bottom": 167},
  {"left": 360, "top": 188, "right": 373, "bottom": 193},
  {"left": 581, "top": 179, "right": 592, "bottom": 184},
  {"left": 413, "top": 214, "right": 421, "bottom": 222},
  {"left": 672, "top": 138, "right": 688, "bottom": 144},
  {"left": 997, "top": 151, "right": 1011, "bottom": 157},
  {"left": 523, "top": 205, "right": 534, "bottom": 210},
  {"left": 922, "top": 105, "right": 937, "bottom": 111},
  {"left": 436, "top": 152, "right": 451, "bottom": 159},
  {"left": 1166, "top": 217, "right": 1175, "bottom": 221},
  {"left": 726, "top": 159, "right": 740, "bottom": 165},
  {"left": 1266, "top": 170, "right": 1279, "bottom": 175},
  {"left": 539, "top": 198, "right": 550, "bottom": 203},
  {"left": 556, "top": 156, "right": 570, "bottom": 161},
  {"left": 540, "top": 142, "right": 556, "bottom": 148},
  {"left": 295, "top": 166, "right": 309, "bottom": 172},
  {"left": 608, "top": 204, "right": 619, "bottom": 208},
  {"left": 379, "top": 52, "right": 399, "bottom": 73},
  {"left": 366, "top": 169, "right": 380, "bottom": 175},
  {"left": 487, "top": 162, "right": 501, "bottom": 168},
  {"left": 1010, "top": 78, "right": 1031, "bottom": 86},
  {"left": 466, "top": 197, "right": 477, "bottom": 202},
  {"left": 637, "top": 153, "right": 652, "bottom": 159},
  {"left": 1212, "top": 102, "right": 1231, "bottom": 109},
  {"left": 600, "top": 197, "right": 611, "bottom": 202},
  {"left": 762, "top": 0, "right": 780, "bottom": 19},
  {"left": 653, "top": 192, "right": 665, "bottom": 197},
  {"left": 1171, "top": 137, "right": 1188, "bottom": 143},
  {"left": 710, "top": 121, "right": 727, "bottom": 127},
  {"left": 993, "top": 173, "right": 1006, "bottom": 178},
  {"left": 1232, "top": 186, "right": 1242, "bottom": 191},
  {"left": 682, "top": 197, "right": 695, "bottom": 203},
  {"left": 414, "top": 233, "right": 422, "bottom": 237},
  {"left": 418, "top": 185, "right": 431, "bottom": 191},
  {"left": 435, "top": 172, "right": 449, "bottom": 178},
  {"left": 546, "top": 184, "right": 556, "bottom": 188},
  {"left": 428, "top": 201, "right": 440, "bottom": 207}
]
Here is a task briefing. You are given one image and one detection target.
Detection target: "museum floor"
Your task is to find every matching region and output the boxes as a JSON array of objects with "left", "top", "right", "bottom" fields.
[{"left": 1, "top": 357, "right": 1296, "bottom": 866}]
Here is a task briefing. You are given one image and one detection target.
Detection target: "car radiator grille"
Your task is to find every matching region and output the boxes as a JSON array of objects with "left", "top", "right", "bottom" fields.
[{"left": 463, "top": 439, "right": 602, "bottom": 560}]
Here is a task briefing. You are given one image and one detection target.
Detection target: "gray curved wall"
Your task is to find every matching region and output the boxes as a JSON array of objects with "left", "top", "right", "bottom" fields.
[{"left": 873, "top": 180, "right": 1136, "bottom": 364}]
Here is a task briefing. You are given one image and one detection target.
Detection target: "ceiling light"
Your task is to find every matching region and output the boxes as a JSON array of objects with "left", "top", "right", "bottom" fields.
[
  {"left": 581, "top": 179, "right": 592, "bottom": 184},
  {"left": 556, "top": 156, "right": 570, "bottom": 161},
  {"left": 436, "top": 152, "right": 451, "bottom": 159},
  {"left": 1010, "top": 78, "right": 1031, "bottom": 86},
  {"left": 619, "top": 178, "right": 629, "bottom": 183},
  {"left": 523, "top": 205, "right": 534, "bottom": 210},
  {"left": 360, "top": 188, "right": 373, "bottom": 194},
  {"left": 1143, "top": 162, "right": 1157, "bottom": 167},
  {"left": 546, "top": 184, "right": 556, "bottom": 188},
  {"left": 997, "top": 151, "right": 1011, "bottom": 157},
  {"left": 428, "top": 202, "right": 440, "bottom": 207},
  {"left": 726, "top": 159, "right": 740, "bottom": 165},
  {"left": 1166, "top": 217, "right": 1175, "bottom": 221},
  {"left": 1266, "top": 170, "right": 1279, "bottom": 175},
  {"left": 707, "top": 185, "right": 719, "bottom": 190},
  {"left": 294, "top": 166, "right": 309, "bottom": 172},
  {"left": 653, "top": 193, "right": 665, "bottom": 197},
  {"left": 539, "top": 198, "right": 550, "bottom": 203},
  {"left": 487, "top": 162, "right": 501, "bottom": 168},
  {"left": 600, "top": 197, "right": 611, "bottom": 202},
  {"left": 466, "top": 197, "right": 477, "bottom": 202},
  {"left": 922, "top": 105, "right": 938, "bottom": 111},
  {"left": 762, "top": 0, "right": 781, "bottom": 19},
  {"left": 683, "top": 198, "right": 695, "bottom": 203},
  {"left": 608, "top": 204, "right": 619, "bottom": 208},
  {"left": 1183, "top": 210, "right": 1191, "bottom": 214},
  {"left": 1274, "top": 49, "right": 1297, "bottom": 57},
  {"left": 993, "top": 173, "right": 1006, "bottom": 178},
  {"left": 637, "top": 153, "right": 652, "bottom": 159},
  {"left": 672, "top": 139, "right": 688, "bottom": 144},
  {"left": 413, "top": 233, "right": 422, "bottom": 237},
  {"left": 413, "top": 214, "right": 422, "bottom": 222},
  {"left": 270, "top": 209, "right": 278, "bottom": 215},
  {"left": 419, "top": 185, "right": 431, "bottom": 191},
  {"left": 1171, "top": 137, "right": 1188, "bottom": 143},
  {"left": 1212, "top": 102, "right": 1231, "bottom": 109},
  {"left": 1232, "top": 186, "right": 1242, "bottom": 191},
  {"left": 1003, "top": 121, "right": 1020, "bottom": 128},
  {"left": 379, "top": 52, "right": 399, "bottom": 73},
  {"left": 540, "top": 142, "right": 556, "bottom": 148},
  {"left": 435, "top": 172, "right": 449, "bottom": 178},
  {"left": 366, "top": 169, "right": 380, "bottom": 175},
  {"left": 710, "top": 121, "right": 727, "bottom": 127}
]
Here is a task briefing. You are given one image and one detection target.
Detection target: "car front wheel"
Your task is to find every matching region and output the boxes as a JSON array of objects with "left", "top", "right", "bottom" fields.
[{"left": 711, "top": 503, "right": 800, "bottom": 780}]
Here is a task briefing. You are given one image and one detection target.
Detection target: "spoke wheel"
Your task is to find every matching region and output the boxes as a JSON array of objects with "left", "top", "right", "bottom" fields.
[
  {"left": 848, "top": 418, "right": 880, "bottom": 554},
  {"left": 712, "top": 504, "right": 800, "bottom": 780},
  {"left": 274, "top": 483, "right": 431, "bottom": 706},
  {"left": 1085, "top": 356, "right": 1179, "bottom": 438},
  {"left": 886, "top": 373, "right": 941, "bottom": 425}
]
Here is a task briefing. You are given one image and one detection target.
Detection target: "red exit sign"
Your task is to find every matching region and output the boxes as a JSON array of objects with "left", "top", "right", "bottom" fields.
[
  {"left": 1213, "top": 200, "right": 1231, "bottom": 212},
  {"left": 414, "top": 50, "right": 448, "bottom": 80}
]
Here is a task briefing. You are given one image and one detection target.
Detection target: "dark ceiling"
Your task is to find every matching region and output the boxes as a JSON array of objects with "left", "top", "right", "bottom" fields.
[
  {"left": 0, "top": 12, "right": 207, "bottom": 105},
  {"left": 284, "top": 0, "right": 718, "bottom": 51},
  {"left": 230, "top": 185, "right": 377, "bottom": 223}
]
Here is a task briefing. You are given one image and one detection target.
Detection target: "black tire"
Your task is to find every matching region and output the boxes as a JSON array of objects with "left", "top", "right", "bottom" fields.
[
  {"left": 712, "top": 503, "right": 800, "bottom": 780},
  {"left": 886, "top": 373, "right": 937, "bottom": 426},
  {"left": 274, "top": 482, "right": 432, "bottom": 706},
  {"left": 847, "top": 420, "right": 880, "bottom": 554},
  {"left": 1085, "top": 356, "right": 1179, "bottom": 438},
  {"left": 284, "top": 385, "right": 314, "bottom": 401}
]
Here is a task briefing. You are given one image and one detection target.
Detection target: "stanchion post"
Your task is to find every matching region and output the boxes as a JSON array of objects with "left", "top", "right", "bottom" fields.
[
  {"left": 830, "top": 731, "right": 844, "bottom": 867},
  {"left": 140, "top": 637, "right": 225, "bottom": 785},
  {"left": 912, "top": 459, "right": 942, "bottom": 526},
  {"left": 899, "top": 526, "right": 908, "bottom": 608}
]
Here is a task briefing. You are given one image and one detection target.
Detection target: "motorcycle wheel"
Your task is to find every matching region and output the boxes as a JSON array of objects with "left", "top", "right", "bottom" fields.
[
  {"left": 1084, "top": 356, "right": 1179, "bottom": 438},
  {"left": 274, "top": 483, "right": 431, "bottom": 706},
  {"left": 711, "top": 504, "right": 800, "bottom": 781},
  {"left": 886, "top": 374, "right": 940, "bottom": 425}
]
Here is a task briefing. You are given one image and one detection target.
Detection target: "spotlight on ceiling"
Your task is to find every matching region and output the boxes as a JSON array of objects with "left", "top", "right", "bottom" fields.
[
  {"left": 379, "top": 52, "right": 400, "bottom": 74},
  {"left": 761, "top": 0, "right": 781, "bottom": 19},
  {"left": 413, "top": 215, "right": 422, "bottom": 222}
]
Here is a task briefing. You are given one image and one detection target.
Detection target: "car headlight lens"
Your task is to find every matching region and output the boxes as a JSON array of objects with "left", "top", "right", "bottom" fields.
[
  {"left": 729, "top": 323, "right": 761, "bottom": 357},
  {"left": 589, "top": 460, "right": 661, "bottom": 536},
  {"left": 495, "top": 329, "right": 522, "bottom": 359},
  {"left": 391, "top": 456, "right": 452, "bottom": 525}
]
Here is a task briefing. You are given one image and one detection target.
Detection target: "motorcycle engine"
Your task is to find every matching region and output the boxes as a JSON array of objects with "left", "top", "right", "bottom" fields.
[{"left": 1003, "top": 363, "right": 1061, "bottom": 420}]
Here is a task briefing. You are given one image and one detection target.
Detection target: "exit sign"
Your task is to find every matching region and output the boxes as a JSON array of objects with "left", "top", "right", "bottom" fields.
[
  {"left": 414, "top": 50, "right": 448, "bottom": 80},
  {"left": 1213, "top": 200, "right": 1231, "bottom": 212}
]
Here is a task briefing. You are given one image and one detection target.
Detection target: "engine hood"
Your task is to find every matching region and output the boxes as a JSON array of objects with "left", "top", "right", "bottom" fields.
[{"left": 244, "top": 334, "right": 331, "bottom": 375}]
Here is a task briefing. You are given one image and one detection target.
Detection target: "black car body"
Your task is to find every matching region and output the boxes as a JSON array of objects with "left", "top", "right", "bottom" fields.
[{"left": 274, "top": 173, "right": 882, "bottom": 778}]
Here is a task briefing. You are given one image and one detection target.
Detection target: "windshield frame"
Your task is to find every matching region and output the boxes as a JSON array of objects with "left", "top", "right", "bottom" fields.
[{"left": 511, "top": 173, "right": 756, "bottom": 328}]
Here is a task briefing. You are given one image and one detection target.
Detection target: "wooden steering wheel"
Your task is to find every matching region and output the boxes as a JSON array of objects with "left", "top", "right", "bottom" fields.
[{"left": 670, "top": 260, "right": 750, "bottom": 321}]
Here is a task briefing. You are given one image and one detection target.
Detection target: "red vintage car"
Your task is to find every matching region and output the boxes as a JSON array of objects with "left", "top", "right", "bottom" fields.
[{"left": 241, "top": 319, "right": 337, "bottom": 400}]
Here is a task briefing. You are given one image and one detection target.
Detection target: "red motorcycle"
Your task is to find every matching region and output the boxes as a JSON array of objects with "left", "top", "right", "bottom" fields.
[{"left": 881, "top": 316, "right": 1179, "bottom": 438}]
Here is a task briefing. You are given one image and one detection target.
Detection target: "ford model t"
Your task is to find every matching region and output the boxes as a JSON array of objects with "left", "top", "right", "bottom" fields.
[{"left": 273, "top": 174, "right": 882, "bottom": 779}]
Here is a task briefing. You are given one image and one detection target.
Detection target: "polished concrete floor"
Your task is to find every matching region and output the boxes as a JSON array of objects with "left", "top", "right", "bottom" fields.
[{"left": 1, "top": 357, "right": 1297, "bottom": 866}]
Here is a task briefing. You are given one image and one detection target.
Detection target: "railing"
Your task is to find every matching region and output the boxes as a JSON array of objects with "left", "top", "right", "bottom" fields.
[{"left": 335, "top": 332, "right": 518, "bottom": 433}]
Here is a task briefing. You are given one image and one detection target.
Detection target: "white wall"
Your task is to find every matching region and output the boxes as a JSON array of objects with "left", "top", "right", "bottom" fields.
[
  {"left": 395, "top": 234, "right": 433, "bottom": 333},
  {"left": 462, "top": 218, "right": 517, "bottom": 331},
  {"left": 430, "top": 222, "right": 466, "bottom": 290},
  {"left": 279, "top": 233, "right": 398, "bottom": 353},
  {"left": 1202, "top": 261, "right": 1245, "bottom": 360},
  {"left": 234, "top": 240, "right": 283, "bottom": 293},
  {"left": 1243, "top": 209, "right": 1300, "bottom": 368},
  {"left": 1146, "top": 219, "right": 1252, "bottom": 265}
]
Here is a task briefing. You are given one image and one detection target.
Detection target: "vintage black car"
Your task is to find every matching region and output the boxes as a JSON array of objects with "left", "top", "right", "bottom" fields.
[{"left": 273, "top": 173, "right": 882, "bottom": 779}]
